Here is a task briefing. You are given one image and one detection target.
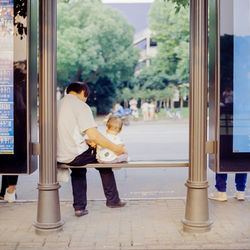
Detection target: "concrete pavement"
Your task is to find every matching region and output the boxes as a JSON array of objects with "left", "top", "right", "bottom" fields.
[{"left": 0, "top": 197, "right": 249, "bottom": 249}]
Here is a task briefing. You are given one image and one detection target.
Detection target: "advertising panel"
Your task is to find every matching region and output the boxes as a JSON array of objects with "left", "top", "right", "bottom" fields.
[
  {"left": 0, "top": 0, "right": 14, "bottom": 154},
  {"left": 209, "top": 0, "right": 250, "bottom": 172},
  {"left": 0, "top": 0, "right": 38, "bottom": 174},
  {"left": 232, "top": 1, "right": 250, "bottom": 153}
]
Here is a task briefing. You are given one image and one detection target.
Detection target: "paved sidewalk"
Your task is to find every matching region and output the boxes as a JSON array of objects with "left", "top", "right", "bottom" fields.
[{"left": 0, "top": 198, "right": 249, "bottom": 250}]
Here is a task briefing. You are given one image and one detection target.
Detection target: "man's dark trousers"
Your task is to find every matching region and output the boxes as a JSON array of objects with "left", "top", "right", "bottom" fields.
[{"left": 67, "top": 147, "right": 120, "bottom": 211}]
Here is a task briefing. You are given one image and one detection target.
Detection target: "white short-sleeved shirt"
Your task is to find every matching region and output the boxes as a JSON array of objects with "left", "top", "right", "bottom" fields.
[
  {"left": 148, "top": 103, "right": 155, "bottom": 112},
  {"left": 129, "top": 99, "right": 137, "bottom": 109},
  {"left": 57, "top": 94, "right": 97, "bottom": 163},
  {"left": 96, "top": 133, "right": 122, "bottom": 162},
  {"left": 141, "top": 102, "right": 149, "bottom": 112}
]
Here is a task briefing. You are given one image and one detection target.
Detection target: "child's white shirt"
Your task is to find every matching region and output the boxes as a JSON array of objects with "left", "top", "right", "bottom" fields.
[{"left": 96, "top": 133, "right": 123, "bottom": 162}]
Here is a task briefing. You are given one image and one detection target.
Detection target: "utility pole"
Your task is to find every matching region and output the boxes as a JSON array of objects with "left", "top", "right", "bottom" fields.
[
  {"left": 182, "top": 0, "right": 212, "bottom": 232},
  {"left": 33, "top": 0, "right": 64, "bottom": 233}
]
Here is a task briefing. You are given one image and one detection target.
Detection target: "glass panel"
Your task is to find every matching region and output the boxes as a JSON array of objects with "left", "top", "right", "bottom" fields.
[
  {"left": 0, "top": 0, "right": 14, "bottom": 154},
  {"left": 219, "top": 0, "right": 250, "bottom": 172},
  {"left": 232, "top": 0, "right": 250, "bottom": 153},
  {"left": 13, "top": 0, "right": 27, "bottom": 159},
  {"left": 57, "top": 0, "right": 190, "bottom": 162},
  {"left": 0, "top": 0, "right": 28, "bottom": 173}
]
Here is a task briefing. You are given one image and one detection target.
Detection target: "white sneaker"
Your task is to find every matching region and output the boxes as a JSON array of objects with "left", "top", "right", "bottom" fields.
[
  {"left": 4, "top": 189, "right": 16, "bottom": 203},
  {"left": 234, "top": 191, "right": 245, "bottom": 201},
  {"left": 209, "top": 190, "right": 227, "bottom": 201}
]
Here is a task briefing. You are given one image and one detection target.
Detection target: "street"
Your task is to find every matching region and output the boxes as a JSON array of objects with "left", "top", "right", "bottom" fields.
[{"left": 6, "top": 118, "right": 250, "bottom": 201}]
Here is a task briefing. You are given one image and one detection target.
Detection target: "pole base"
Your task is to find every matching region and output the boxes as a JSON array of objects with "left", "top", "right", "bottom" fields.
[
  {"left": 34, "top": 183, "right": 64, "bottom": 234},
  {"left": 182, "top": 218, "right": 212, "bottom": 233},
  {"left": 182, "top": 180, "right": 213, "bottom": 233},
  {"left": 33, "top": 220, "right": 64, "bottom": 235}
]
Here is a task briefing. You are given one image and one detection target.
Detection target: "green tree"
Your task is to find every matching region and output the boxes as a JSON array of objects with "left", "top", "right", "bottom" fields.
[
  {"left": 167, "top": 0, "right": 189, "bottom": 11},
  {"left": 132, "top": 65, "right": 168, "bottom": 90},
  {"left": 149, "top": 0, "right": 189, "bottom": 84},
  {"left": 163, "top": 86, "right": 176, "bottom": 109},
  {"left": 175, "top": 40, "right": 189, "bottom": 83},
  {"left": 57, "top": 0, "right": 139, "bottom": 113},
  {"left": 118, "top": 87, "right": 132, "bottom": 108}
]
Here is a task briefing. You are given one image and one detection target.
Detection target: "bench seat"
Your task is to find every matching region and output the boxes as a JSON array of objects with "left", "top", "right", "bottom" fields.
[{"left": 58, "top": 161, "right": 189, "bottom": 169}]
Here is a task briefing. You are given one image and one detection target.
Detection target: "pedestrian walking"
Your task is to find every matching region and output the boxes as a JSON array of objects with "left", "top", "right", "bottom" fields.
[
  {"left": 129, "top": 97, "right": 138, "bottom": 119},
  {"left": 148, "top": 100, "right": 155, "bottom": 120},
  {"left": 141, "top": 100, "right": 149, "bottom": 121}
]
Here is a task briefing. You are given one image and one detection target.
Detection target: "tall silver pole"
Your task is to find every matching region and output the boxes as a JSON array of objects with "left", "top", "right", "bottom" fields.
[
  {"left": 33, "top": 0, "right": 64, "bottom": 233},
  {"left": 182, "top": 0, "right": 212, "bottom": 232}
]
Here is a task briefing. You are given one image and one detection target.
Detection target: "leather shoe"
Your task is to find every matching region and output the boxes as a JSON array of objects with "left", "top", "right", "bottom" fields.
[
  {"left": 107, "top": 201, "right": 126, "bottom": 208},
  {"left": 75, "top": 209, "right": 88, "bottom": 217}
]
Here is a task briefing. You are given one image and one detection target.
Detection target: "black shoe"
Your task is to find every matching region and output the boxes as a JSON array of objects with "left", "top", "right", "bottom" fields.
[
  {"left": 75, "top": 209, "right": 88, "bottom": 217},
  {"left": 107, "top": 201, "right": 126, "bottom": 208}
]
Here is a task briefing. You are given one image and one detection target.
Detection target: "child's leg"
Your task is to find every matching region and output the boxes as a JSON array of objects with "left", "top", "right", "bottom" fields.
[
  {"left": 114, "top": 154, "right": 129, "bottom": 163},
  {"left": 97, "top": 154, "right": 129, "bottom": 171}
]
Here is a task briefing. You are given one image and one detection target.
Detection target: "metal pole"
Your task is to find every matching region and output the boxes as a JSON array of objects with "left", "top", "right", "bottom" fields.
[
  {"left": 182, "top": 0, "right": 212, "bottom": 232},
  {"left": 33, "top": 0, "right": 64, "bottom": 233}
]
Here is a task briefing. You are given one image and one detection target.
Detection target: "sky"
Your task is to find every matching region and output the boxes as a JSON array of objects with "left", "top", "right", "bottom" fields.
[{"left": 103, "top": 2, "right": 152, "bottom": 34}]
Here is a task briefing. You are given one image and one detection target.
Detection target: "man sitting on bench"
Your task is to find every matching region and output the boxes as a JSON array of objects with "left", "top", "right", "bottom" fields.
[{"left": 57, "top": 81, "right": 127, "bottom": 217}]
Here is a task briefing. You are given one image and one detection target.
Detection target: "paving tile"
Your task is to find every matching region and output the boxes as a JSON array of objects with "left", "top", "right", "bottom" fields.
[
  {"left": 0, "top": 242, "right": 18, "bottom": 250},
  {"left": 16, "top": 242, "right": 44, "bottom": 248},
  {"left": 69, "top": 241, "right": 96, "bottom": 248},
  {"left": 0, "top": 199, "right": 249, "bottom": 249}
]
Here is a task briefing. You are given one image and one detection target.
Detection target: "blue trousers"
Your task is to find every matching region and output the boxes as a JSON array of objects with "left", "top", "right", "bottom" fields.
[{"left": 215, "top": 173, "right": 247, "bottom": 192}]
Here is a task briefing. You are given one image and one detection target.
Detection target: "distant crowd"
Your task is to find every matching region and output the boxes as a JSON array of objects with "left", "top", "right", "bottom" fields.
[{"left": 111, "top": 97, "right": 182, "bottom": 121}]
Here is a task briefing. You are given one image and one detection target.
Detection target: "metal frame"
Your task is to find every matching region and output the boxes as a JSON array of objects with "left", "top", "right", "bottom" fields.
[
  {"left": 33, "top": 0, "right": 63, "bottom": 233},
  {"left": 34, "top": 0, "right": 212, "bottom": 233},
  {"left": 27, "top": 0, "right": 39, "bottom": 174},
  {"left": 208, "top": 0, "right": 219, "bottom": 173},
  {"left": 182, "top": 0, "right": 212, "bottom": 232}
]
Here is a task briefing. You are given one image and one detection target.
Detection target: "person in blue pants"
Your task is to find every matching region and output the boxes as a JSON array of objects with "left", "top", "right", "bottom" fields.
[{"left": 209, "top": 173, "right": 247, "bottom": 201}]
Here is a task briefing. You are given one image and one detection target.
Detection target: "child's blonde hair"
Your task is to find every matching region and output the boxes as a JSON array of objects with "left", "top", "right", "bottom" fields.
[{"left": 106, "top": 117, "right": 123, "bottom": 133}]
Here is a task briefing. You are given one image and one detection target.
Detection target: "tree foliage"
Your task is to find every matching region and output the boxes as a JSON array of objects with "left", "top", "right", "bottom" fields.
[
  {"left": 167, "top": 0, "right": 189, "bottom": 12},
  {"left": 121, "top": 0, "right": 190, "bottom": 109},
  {"left": 148, "top": 0, "right": 190, "bottom": 84},
  {"left": 57, "top": 0, "right": 139, "bottom": 113}
]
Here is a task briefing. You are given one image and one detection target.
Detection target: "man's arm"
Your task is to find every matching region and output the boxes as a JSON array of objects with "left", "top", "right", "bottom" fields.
[
  {"left": 85, "top": 127, "right": 127, "bottom": 156},
  {"left": 85, "top": 139, "right": 97, "bottom": 148}
]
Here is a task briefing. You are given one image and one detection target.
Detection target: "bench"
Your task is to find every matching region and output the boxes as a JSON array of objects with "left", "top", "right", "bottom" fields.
[
  {"left": 58, "top": 161, "right": 189, "bottom": 169},
  {"left": 57, "top": 161, "right": 189, "bottom": 182}
]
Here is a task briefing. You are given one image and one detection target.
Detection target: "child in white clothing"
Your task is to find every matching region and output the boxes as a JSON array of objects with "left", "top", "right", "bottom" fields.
[{"left": 97, "top": 117, "right": 128, "bottom": 169}]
